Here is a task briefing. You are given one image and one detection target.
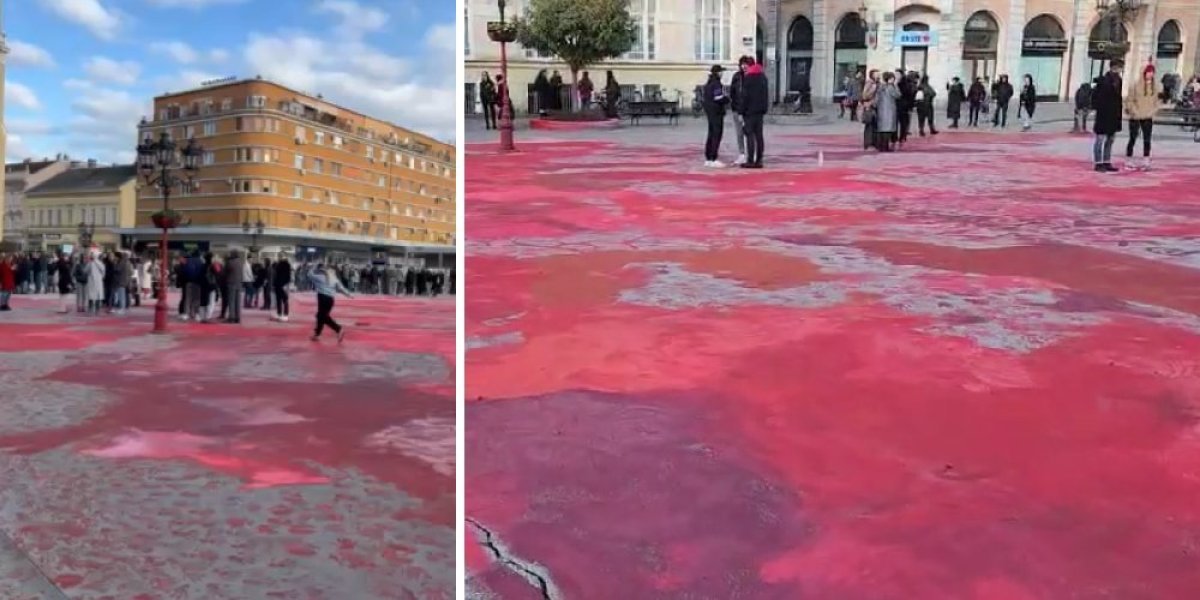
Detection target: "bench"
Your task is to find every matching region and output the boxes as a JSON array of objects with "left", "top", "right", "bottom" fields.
[
  {"left": 1154, "top": 107, "right": 1200, "bottom": 142},
  {"left": 626, "top": 100, "right": 680, "bottom": 125}
]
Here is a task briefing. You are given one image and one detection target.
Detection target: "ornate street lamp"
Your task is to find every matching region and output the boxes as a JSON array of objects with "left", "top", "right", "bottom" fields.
[
  {"left": 77, "top": 221, "right": 95, "bottom": 249},
  {"left": 1095, "top": 0, "right": 1143, "bottom": 61},
  {"left": 136, "top": 131, "right": 203, "bottom": 333},
  {"left": 487, "top": 0, "right": 517, "bottom": 152},
  {"left": 242, "top": 219, "right": 265, "bottom": 255}
]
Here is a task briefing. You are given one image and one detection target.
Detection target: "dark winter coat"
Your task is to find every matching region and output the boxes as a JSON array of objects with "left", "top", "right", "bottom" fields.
[
  {"left": 1074, "top": 83, "right": 1092, "bottom": 110},
  {"left": 968, "top": 82, "right": 986, "bottom": 105},
  {"left": 273, "top": 260, "right": 292, "bottom": 287},
  {"left": 480, "top": 78, "right": 497, "bottom": 103},
  {"left": 1092, "top": 72, "right": 1124, "bottom": 135},
  {"left": 702, "top": 74, "right": 729, "bottom": 118},
  {"left": 741, "top": 64, "right": 769, "bottom": 116},
  {"left": 995, "top": 81, "right": 1015, "bottom": 105},
  {"left": 897, "top": 76, "right": 917, "bottom": 112},
  {"left": 1020, "top": 83, "right": 1037, "bottom": 111},
  {"left": 55, "top": 259, "right": 73, "bottom": 294},
  {"left": 947, "top": 82, "right": 966, "bottom": 118},
  {"left": 729, "top": 70, "right": 746, "bottom": 113}
]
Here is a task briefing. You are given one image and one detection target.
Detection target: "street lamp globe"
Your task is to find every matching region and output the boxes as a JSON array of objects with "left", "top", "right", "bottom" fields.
[
  {"left": 181, "top": 138, "right": 202, "bottom": 172},
  {"left": 155, "top": 132, "right": 176, "bottom": 166}
]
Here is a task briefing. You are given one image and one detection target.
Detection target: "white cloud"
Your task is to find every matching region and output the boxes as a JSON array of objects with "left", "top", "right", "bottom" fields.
[
  {"left": 151, "top": 41, "right": 199, "bottom": 64},
  {"left": 64, "top": 80, "right": 150, "bottom": 163},
  {"left": 145, "top": 0, "right": 247, "bottom": 7},
  {"left": 40, "top": 0, "right": 122, "bottom": 40},
  {"left": 153, "top": 70, "right": 226, "bottom": 94},
  {"left": 315, "top": 0, "right": 389, "bottom": 37},
  {"left": 6, "top": 82, "right": 42, "bottom": 110},
  {"left": 7, "top": 133, "right": 35, "bottom": 160},
  {"left": 208, "top": 48, "right": 231, "bottom": 63},
  {"left": 83, "top": 56, "right": 142, "bottom": 86},
  {"left": 242, "top": 26, "right": 455, "bottom": 141},
  {"left": 8, "top": 40, "right": 56, "bottom": 68}
]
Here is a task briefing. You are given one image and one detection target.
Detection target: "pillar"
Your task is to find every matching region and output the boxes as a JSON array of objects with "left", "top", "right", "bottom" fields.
[
  {"left": 812, "top": 0, "right": 830, "bottom": 100},
  {"left": 938, "top": 0, "right": 964, "bottom": 94},
  {"left": 1003, "top": 0, "right": 1028, "bottom": 79}
]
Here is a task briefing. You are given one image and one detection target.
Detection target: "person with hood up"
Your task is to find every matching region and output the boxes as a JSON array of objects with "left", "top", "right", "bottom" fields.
[
  {"left": 1018, "top": 74, "right": 1038, "bottom": 130},
  {"left": 1073, "top": 79, "right": 1094, "bottom": 132},
  {"left": 739, "top": 56, "right": 769, "bottom": 169},
  {"left": 603, "top": 71, "right": 621, "bottom": 118},
  {"left": 701, "top": 64, "right": 731, "bottom": 168},
  {"left": 533, "top": 70, "right": 552, "bottom": 116},
  {"left": 1091, "top": 59, "right": 1125, "bottom": 172},
  {"left": 1123, "top": 63, "right": 1165, "bottom": 171},
  {"left": 967, "top": 77, "right": 987, "bottom": 127},
  {"left": 992, "top": 74, "right": 1014, "bottom": 128},
  {"left": 308, "top": 263, "right": 353, "bottom": 343},
  {"left": 946, "top": 77, "right": 965, "bottom": 128}
]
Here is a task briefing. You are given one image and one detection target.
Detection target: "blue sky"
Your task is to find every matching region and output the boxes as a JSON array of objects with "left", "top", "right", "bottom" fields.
[{"left": 5, "top": 0, "right": 456, "bottom": 164}]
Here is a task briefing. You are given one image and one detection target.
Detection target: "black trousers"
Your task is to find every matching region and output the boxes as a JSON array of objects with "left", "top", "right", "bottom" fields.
[
  {"left": 969, "top": 103, "right": 982, "bottom": 126},
  {"left": 918, "top": 109, "right": 937, "bottom": 134},
  {"left": 898, "top": 110, "right": 912, "bottom": 141},
  {"left": 993, "top": 102, "right": 1009, "bottom": 127},
  {"left": 262, "top": 284, "right": 272, "bottom": 310},
  {"left": 1126, "top": 119, "right": 1153, "bottom": 157},
  {"left": 482, "top": 102, "right": 497, "bottom": 129},
  {"left": 704, "top": 114, "right": 724, "bottom": 161},
  {"left": 274, "top": 285, "right": 289, "bottom": 316},
  {"left": 177, "top": 286, "right": 186, "bottom": 314},
  {"left": 743, "top": 113, "right": 765, "bottom": 165},
  {"left": 315, "top": 294, "right": 341, "bottom": 336}
]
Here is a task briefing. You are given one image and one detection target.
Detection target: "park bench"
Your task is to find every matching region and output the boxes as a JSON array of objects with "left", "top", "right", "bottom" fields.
[
  {"left": 626, "top": 100, "right": 680, "bottom": 125},
  {"left": 1154, "top": 107, "right": 1200, "bottom": 142}
]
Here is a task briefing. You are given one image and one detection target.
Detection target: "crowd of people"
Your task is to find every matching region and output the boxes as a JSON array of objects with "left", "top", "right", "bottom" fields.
[
  {"left": 477, "top": 68, "right": 624, "bottom": 129},
  {"left": 0, "top": 249, "right": 453, "bottom": 341}
]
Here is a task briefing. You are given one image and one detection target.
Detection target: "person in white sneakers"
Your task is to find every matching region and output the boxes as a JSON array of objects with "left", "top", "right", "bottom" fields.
[
  {"left": 701, "top": 64, "right": 731, "bottom": 168},
  {"left": 272, "top": 256, "right": 292, "bottom": 322},
  {"left": 1124, "top": 63, "right": 1164, "bottom": 171},
  {"left": 729, "top": 56, "right": 752, "bottom": 165}
]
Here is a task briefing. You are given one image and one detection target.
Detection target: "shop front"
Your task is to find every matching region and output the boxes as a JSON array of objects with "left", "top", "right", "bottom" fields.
[
  {"left": 833, "top": 12, "right": 868, "bottom": 97},
  {"left": 897, "top": 25, "right": 935, "bottom": 74},
  {"left": 1157, "top": 20, "right": 1184, "bottom": 77},
  {"left": 1022, "top": 14, "right": 1069, "bottom": 100},
  {"left": 962, "top": 11, "right": 999, "bottom": 82}
]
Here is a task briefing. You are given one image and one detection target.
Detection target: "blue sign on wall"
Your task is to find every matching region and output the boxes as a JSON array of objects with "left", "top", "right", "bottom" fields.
[{"left": 896, "top": 30, "right": 936, "bottom": 47}]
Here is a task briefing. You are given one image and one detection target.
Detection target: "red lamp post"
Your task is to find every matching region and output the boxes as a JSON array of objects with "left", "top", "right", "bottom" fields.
[
  {"left": 136, "top": 132, "right": 202, "bottom": 333},
  {"left": 492, "top": 0, "right": 516, "bottom": 152}
]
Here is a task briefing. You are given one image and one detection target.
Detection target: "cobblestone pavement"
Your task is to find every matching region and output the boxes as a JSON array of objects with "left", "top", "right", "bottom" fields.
[
  {"left": 465, "top": 125, "right": 1200, "bottom": 598},
  {"left": 0, "top": 292, "right": 455, "bottom": 599}
]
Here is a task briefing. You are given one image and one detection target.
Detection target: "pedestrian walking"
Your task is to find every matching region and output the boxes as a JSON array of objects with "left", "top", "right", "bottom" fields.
[
  {"left": 1092, "top": 59, "right": 1125, "bottom": 172},
  {"left": 309, "top": 264, "right": 352, "bottom": 343},
  {"left": 702, "top": 64, "right": 730, "bottom": 168},
  {"left": 1123, "top": 63, "right": 1164, "bottom": 171},
  {"left": 916, "top": 75, "right": 939, "bottom": 136}
]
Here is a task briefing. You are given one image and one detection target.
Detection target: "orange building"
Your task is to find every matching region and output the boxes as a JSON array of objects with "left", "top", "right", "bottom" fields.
[{"left": 126, "top": 77, "right": 455, "bottom": 265}]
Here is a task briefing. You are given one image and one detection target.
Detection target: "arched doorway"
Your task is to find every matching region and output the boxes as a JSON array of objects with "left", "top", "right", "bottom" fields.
[
  {"left": 833, "top": 13, "right": 868, "bottom": 95},
  {"left": 1021, "top": 14, "right": 1067, "bottom": 100},
  {"left": 787, "top": 16, "right": 814, "bottom": 94},
  {"left": 1157, "top": 20, "right": 1183, "bottom": 76},
  {"left": 962, "top": 11, "right": 999, "bottom": 81},
  {"left": 901, "top": 22, "right": 931, "bottom": 73},
  {"left": 1088, "top": 16, "right": 1129, "bottom": 80}
]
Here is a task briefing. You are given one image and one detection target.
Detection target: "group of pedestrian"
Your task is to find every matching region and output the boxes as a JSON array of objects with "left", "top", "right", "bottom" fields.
[
  {"left": 860, "top": 69, "right": 944, "bottom": 151},
  {"left": 292, "top": 263, "right": 452, "bottom": 296},
  {"left": 478, "top": 69, "right": 621, "bottom": 127},
  {"left": 0, "top": 249, "right": 152, "bottom": 315},
  {"left": 701, "top": 55, "right": 769, "bottom": 169}
]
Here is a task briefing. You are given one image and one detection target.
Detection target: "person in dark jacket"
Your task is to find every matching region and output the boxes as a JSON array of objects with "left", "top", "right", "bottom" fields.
[
  {"left": 729, "top": 56, "right": 751, "bottom": 165},
  {"left": 1018, "top": 74, "right": 1037, "bottom": 130},
  {"left": 549, "top": 70, "right": 564, "bottom": 110},
  {"left": 225, "top": 250, "right": 244, "bottom": 323},
  {"left": 480, "top": 72, "right": 498, "bottom": 130},
  {"left": 967, "top": 78, "right": 986, "bottom": 127},
  {"left": 272, "top": 257, "right": 292, "bottom": 322},
  {"left": 740, "top": 57, "right": 769, "bottom": 169},
  {"left": 916, "top": 75, "right": 939, "bottom": 136},
  {"left": 946, "top": 77, "right": 965, "bottom": 128},
  {"left": 1091, "top": 60, "right": 1125, "bottom": 172},
  {"left": 404, "top": 268, "right": 416, "bottom": 295},
  {"left": 533, "top": 70, "right": 552, "bottom": 116},
  {"left": 992, "top": 74, "right": 1014, "bottom": 128},
  {"left": 1073, "top": 80, "right": 1093, "bottom": 132},
  {"left": 603, "top": 71, "right": 621, "bottom": 119},
  {"left": 701, "top": 64, "right": 731, "bottom": 167},
  {"left": 55, "top": 253, "right": 73, "bottom": 313},
  {"left": 896, "top": 71, "right": 917, "bottom": 143},
  {"left": 261, "top": 257, "right": 273, "bottom": 311}
]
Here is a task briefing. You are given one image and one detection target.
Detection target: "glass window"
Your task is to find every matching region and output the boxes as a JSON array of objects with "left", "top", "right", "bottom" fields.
[
  {"left": 203, "top": 121, "right": 216, "bottom": 136},
  {"left": 695, "top": 0, "right": 731, "bottom": 61},
  {"left": 625, "top": 0, "right": 657, "bottom": 60},
  {"left": 294, "top": 154, "right": 304, "bottom": 169}
]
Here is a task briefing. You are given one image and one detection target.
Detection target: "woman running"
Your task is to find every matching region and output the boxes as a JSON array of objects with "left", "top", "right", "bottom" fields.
[{"left": 308, "top": 263, "right": 353, "bottom": 343}]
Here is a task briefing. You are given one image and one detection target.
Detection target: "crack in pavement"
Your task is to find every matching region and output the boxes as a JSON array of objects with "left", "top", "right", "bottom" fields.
[
  {"left": 466, "top": 517, "right": 560, "bottom": 600},
  {"left": 0, "top": 528, "right": 71, "bottom": 599}
]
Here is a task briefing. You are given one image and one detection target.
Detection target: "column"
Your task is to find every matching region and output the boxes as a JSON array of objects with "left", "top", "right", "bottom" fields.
[
  {"left": 812, "top": 0, "right": 830, "bottom": 99},
  {"left": 937, "top": 0, "right": 963, "bottom": 92},
  {"left": 1136, "top": 0, "right": 1157, "bottom": 70},
  {"left": 873, "top": 0, "right": 896, "bottom": 70},
  {"left": 1003, "top": 0, "right": 1027, "bottom": 78},
  {"left": 1070, "top": 1, "right": 1092, "bottom": 93},
  {"left": 763, "top": 0, "right": 781, "bottom": 102}
]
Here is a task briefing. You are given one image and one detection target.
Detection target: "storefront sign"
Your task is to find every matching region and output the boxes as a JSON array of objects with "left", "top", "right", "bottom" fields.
[
  {"left": 1023, "top": 38, "right": 1068, "bottom": 52},
  {"left": 1157, "top": 42, "right": 1183, "bottom": 55},
  {"left": 895, "top": 31, "right": 935, "bottom": 47}
]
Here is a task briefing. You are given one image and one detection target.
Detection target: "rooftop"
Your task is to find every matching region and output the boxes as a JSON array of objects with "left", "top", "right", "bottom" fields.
[
  {"left": 6, "top": 159, "right": 65, "bottom": 176},
  {"left": 27, "top": 165, "right": 139, "bottom": 196}
]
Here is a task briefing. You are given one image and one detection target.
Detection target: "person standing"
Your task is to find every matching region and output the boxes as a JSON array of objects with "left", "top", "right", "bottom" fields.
[
  {"left": 0, "top": 254, "right": 14, "bottom": 311},
  {"left": 603, "top": 71, "right": 621, "bottom": 119},
  {"left": 1123, "top": 63, "right": 1163, "bottom": 171},
  {"left": 874, "top": 72, "right": 901, "bottom": 152},
  {"left": 896, "top": 71, "right": 916, "bottom": 144},
  {"left": 1019, "top": 74, "right": 1038, "bottom": 131},
  {"left": 993, "top": 74, "right": 1014, "bottom": 128},
  {"left": 549, "top": 70, "right": 564, "bottom": 110},
  {"left": 860, "top": 69, "right": 880, "bottom": 149},
  {"left": 1092, "top": 59, "right": 1125, "bottom": 172},
  {"left": 533, "top": 70, "right": 552, "bottom": 116},
  {"left": 701, "top": 64, "right": 731, "bottom": 168},
  {"left": 272, "top": 256, "right": 292, "bottom": 322},
  {"left": 1073, "top": 79, "right": 1094, "bottom": 132},
  {"left": 55, "top": 253, "right": 73, "bottom": 314},
  {"left": 33, "top": 252, "right": 48, "bottom": 294},
  {"left": 740, "top": 57, "right": 769, "bottom": 169},
  {"left": 578, "top": 71, "right": 594, "bottom": 109},
  {"left": 84, "top": 253, "right": 106, "bottom": 315},
  {"left": 848, "top": 71, "right": 864, "bottom": 121},
  {"left": 967, "top": 77, "right": 986, "bottom": 127},
  {"left": 729, "top": 56, "right": 750, "bottom": 165},
  {"left": 480, "top": 72, "right": 498, "bottom": 130},
  {"left": 309, "top": 264, "right": 352, "bottom": 343},
  {"left": 946, "top": 77, "right": 965, "bottom": 129},
  {"left": 226, "top": 250, "right": 245, "bottom": 323},
  {"left": 73, "top": 255, "right": 89, "bottom": 312},
  {"left": 916, "top": 75, "right": 939, "bottom": 136}
]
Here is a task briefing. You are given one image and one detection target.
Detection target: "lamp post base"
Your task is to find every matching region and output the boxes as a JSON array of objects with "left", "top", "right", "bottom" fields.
[
  {"left": 499, "top": 123, "right": 515, "bottom": 152},
  {"left": 153, "top": 227, "right": 169, "bottom": 333}
]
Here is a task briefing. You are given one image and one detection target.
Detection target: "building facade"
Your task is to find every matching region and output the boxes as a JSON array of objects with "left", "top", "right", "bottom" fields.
[
  {"left": 129, "top": 78, "right": 455, "bottom": 265},
  {"left": 0, "top": 11, "right": 9, "bottom": 246},
  {"left": 464, "top": 0, "right": 1199, "bottom": 113},
  {"left": 3, "top": 158, "right": 73, "bottom": 249},
  {"left": 23, "top": 165, "right": 138, "bottom": 252}
]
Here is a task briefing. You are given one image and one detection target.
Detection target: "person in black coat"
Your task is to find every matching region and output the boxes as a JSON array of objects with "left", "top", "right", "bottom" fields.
[
  {"left": 701, "top": 65, "right": 730, "bottom": 167},
  {"left": 1018, "top": 74, "right": 1038, "bottom": 130},
  {"left": 992, "top": 74, "right": 1014, "bottom": 128},
  {"left": 533, "top": 70, "right": 552, "bottom": 116},
  {"left": 1091, "top": 60, "right": 1125, "bottom": 172},
  {"left": 729, "top": 56, "right": 750, "bottom": 164},
  {"left": 967, "top": 78, "right": 986, "bottom": 127},
  {"left": 404, "top": 268, "right": 416, "bottom": 295},
  {"left": 1073, "top": 80, "right": 1094, "bottom": 132},
  {"left": 896, "top": 71, "right": 917, "bottom": 143},
  {"left": 272, "top": 257, "right": 292, "bottom": 321},
  {"left": 55, "top": 253, "right": 73, "bottom": 313},
  {"left": 740, "top": 57, "right": 769, "bottom": 169},
  {"left": 946, "top": 77, "right": 966, "bottom": 128}
]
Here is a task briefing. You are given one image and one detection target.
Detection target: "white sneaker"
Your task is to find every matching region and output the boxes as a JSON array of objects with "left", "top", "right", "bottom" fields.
[
  {"left": 711, "top": 160, "right": 727, "bottom": 168},
  {"left": 1124, "top": 161, "right": 1139, "bottom": 171},
  {"left": 736, "top": 154, "right": 746, "bottom": 165},
  {"left": 280, "top": 315, "right": 289, "bottom": 322},
  {"left": 703, "top": 160, "right": 713, "bottom": 167},
  {"left": 180, "top": 315, "right": 190, "bottom": 321},
  {"left": 1140, "top": 158, "right": 1152, "bottom": 171}
]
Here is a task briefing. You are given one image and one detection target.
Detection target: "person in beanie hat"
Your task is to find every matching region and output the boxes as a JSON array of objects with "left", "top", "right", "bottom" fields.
[
  {"left": 701, "top": 64, "right": 731, "bottom": 167},
  {"left": 1123, "top": 62, "right": 1164, "bottom": 170},
  {"left": 740, "top": 56, "right": 769, "bottom": 168},
  {"left": 1092, "top": 59, "right": 1125, "bottom": 172}
]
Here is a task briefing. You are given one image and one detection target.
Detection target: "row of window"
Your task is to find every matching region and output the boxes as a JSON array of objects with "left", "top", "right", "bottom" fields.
[
  {"left": 158, "top": 118, "right": 452, "bottom": 179},
  {"left": 29, "top": 205, "right": 118, "bottom": 228},
  {"left": 465, "top": 0, "right": 730, "bottom": 61},
  {"left": 203, "top": 179, "right": 453, "bottom": 224}
]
